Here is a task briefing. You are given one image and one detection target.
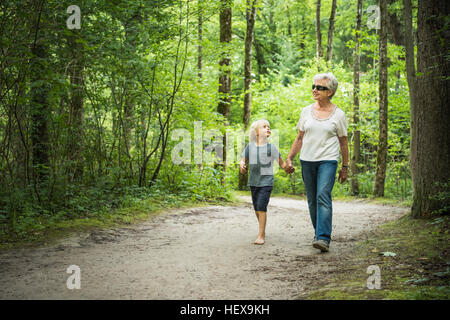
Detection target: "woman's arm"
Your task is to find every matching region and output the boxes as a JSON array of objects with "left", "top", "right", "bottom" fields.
[
  {"left": 286, "top": 131, "right": 304, "bottom": 171},
  {"left": 338, "top": 136, "right": 349, "bottom": 183}
]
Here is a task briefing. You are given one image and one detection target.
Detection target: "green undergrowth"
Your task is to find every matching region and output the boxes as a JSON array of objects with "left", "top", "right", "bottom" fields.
[
  {"left": 0, "top": 192, "right": 241, "bottom": 250},
  {"left": 234, "top": 190, "right": 307, "bottom": 200},
  {"left": 236, "top": 190, "right": 412, "bottom": 207},
  {"left": 301, "top": 213, "right": 450, "bottom": 300}
]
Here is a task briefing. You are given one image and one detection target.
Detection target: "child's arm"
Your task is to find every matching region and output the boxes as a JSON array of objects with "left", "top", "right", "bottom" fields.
[
  {"left": 277, "top": 157, "right": 292, "bottom": 174},
  {"left": 239, "top": 157, "right": 248, "bottom": 174}
]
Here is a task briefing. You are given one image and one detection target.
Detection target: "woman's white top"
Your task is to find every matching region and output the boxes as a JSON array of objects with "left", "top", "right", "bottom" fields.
[{"left": 296, "top": 104, "right": 348, "bottom": 162}]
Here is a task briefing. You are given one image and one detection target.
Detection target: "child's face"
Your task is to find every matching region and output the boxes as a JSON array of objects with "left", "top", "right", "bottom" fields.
[{"left": 257, "top": 123, "right": 271, "bottom": 139}]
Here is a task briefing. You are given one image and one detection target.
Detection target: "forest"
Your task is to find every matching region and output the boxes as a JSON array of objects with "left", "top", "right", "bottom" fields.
[
  {"left": 0, "top": 0, "right": 449, "bottom": 242},
  {"left": 0, "top": 0, "right": 449, "bottom": 302}
]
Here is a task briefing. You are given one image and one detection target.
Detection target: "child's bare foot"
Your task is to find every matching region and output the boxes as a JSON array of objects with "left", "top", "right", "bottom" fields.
[{"left": 254, "top": 237, "right": 265, "bottom": 245}]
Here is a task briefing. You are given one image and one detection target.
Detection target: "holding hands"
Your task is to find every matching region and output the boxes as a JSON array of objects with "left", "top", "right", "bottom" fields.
[
  {"left": 240, "top": 158, "right": 295, "bottom": 175},
  {"left": 283, "top": 158, "right": 295, "bottom": 174}
]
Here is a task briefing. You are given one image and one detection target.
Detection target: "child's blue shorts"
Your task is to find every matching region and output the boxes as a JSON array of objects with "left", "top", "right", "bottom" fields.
[{"left": 250, "top": 186, "right": 273, "bottom": 212}]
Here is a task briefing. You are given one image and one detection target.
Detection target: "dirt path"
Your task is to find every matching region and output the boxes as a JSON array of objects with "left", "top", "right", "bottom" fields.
[{"left": 0, "top": 196, "right": 408, "bottom": 299}]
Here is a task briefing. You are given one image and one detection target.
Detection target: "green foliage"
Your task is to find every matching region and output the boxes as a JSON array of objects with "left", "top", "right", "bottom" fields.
[
  {"left": 430, "top": 180, "right": 450, "bottom": 215},
  {"left": 0, "top": 0, "right": 419, "bottom": 241},
  {"left": 234, "top": 55, "right": 411, "bottom": 199},
  {"left": 303, "top": 214, "right": 450, "bottom": 300}
]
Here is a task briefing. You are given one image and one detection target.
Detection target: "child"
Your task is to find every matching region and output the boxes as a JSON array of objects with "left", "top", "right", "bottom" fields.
[{"left": 240, "top": 119, "right": 290, "bottom": 245}]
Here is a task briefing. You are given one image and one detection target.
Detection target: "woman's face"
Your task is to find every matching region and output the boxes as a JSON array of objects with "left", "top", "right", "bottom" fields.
[
  {"left": 312, "top": 78, "right": 333, "bottom": 101},
  {"left": 257, "top": 123, "right": 271, "bottom": 139}
]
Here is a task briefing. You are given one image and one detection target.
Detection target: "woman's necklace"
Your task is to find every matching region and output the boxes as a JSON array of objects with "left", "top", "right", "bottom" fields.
[{"left": 314, "top": 102, "right": 335, "bottom": 119}]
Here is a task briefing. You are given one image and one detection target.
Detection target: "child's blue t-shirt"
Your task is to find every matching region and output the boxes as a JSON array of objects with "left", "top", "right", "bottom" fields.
[{"left": 242, "top": 143, "right": 281, "bottom": 187}]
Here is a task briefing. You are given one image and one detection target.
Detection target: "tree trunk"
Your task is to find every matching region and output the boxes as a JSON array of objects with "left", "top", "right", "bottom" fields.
[
  {"left": 298, "top": 14, "right": 306, "bottom": 60},
  {"left": 218, "top": 0, "right": 232, "bottom": 170},
  {"left": 286, "top": 4, "right": 292, "bottom": 37},
  {"left": 351, "top": 0, "right": 362, "bottom": 196},
  {"left": 315, "top": 0, "right": 323, "bottom": 60},
  {"left": 411, "top": 0, "right": 450, "bottom": 217},
  {"left": 373, "top": 0, "right": 388, "bottom": 197},
  {"left": 239, "top": 0, "right": 256, "bottom": 190},
  {"left": 197, "top": 1, "right": 204, "bottom": 169},
  {"left": 67, "top": 31, "right": 85, "bottom": 182},
  {"left": 253, "top": 37, "right": 267, "bottom": 78},
  {"left": 150, "top": 2, "right": 189, "bottom": 185},
  {"left": 13, "top": 80, "right": 30, "bottom": 188},
  {"left": 218, "top": 0, "right": 232, "bottom": 121},
  {"left": 243, "top": 0, "right": 256, "bottom": 130},
  {"left": 386, "top": 0, "right": 405, "bottom": 46},
  {"left": 402, "top": 0, "right": 416, "bottom": 201},
  {"left": 30, "top": 1, "right": 50, "bottom": 186},
  {"left": 122, "top": 23, "right": 140, "bottom": 180},
  {"left": 198, "top": 0, "right": 203, "bottom": 79},
  {"left": 325, "top": 0, "right": 337, "bottom": 62}
]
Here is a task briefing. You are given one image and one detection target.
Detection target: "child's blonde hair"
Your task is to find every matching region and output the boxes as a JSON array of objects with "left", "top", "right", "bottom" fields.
[{"left": 249, "top": 119, "right": 270, "bottom": 143}]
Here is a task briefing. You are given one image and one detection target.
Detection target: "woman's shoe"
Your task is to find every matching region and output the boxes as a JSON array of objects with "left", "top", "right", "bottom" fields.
[{"left": 313, "top": 239, "right": 329, "bottom": 252}]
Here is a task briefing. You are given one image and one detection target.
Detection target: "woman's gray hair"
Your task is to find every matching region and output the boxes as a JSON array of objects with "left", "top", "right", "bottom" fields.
[
  {"left": 313, "top": 73, "right": 338, "bottom": 99},
  {"left": 249, "top": 119, "right": 270, "bottom": 143}
]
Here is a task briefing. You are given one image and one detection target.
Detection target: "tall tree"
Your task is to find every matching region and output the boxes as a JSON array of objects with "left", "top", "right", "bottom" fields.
[
  {"left": 411, "top": 0, "right": 450, "bottom": 217},
  {"left": 30, "top": 0, "right": 50, "bottom": 188},
  {"left": 239, "top": 0, "right": 257, "bottom": 190},
  {"left": 66, "top": 29, "right": 85, "bottom": 182},
  {"left": 325, "top": 0, "right": 337, "bottom": 62},
  {"left": 373, "top": 0, "right": 388, "bottom": 197},
  {"left": 243, "top": 0, "right": 257, "bottom": 130},
  {"left": 150, "top": 0, "right": 189, "bottom": 184},
  {"left": 387, "top": 0, "right": 405, "bottom": 46},
  {"left": 198, "top": 0, "right": 203, "bottom": 79},
  {"left": 253, "top": 37, "right": 267, "bottom": 78},
  {"left": 351, "top": 0, "right": 362, "bottom": 195},
  {"left": 218, "top": 0, "right": 232, "bottom": 121},
  {"left": 402, "top": 0, "right": 416, "bottom": 199},
  {"left": 315, "top": 0, "right": 323, "bottom": 61},
  {"left": 218, "top": 0, "right": 232, "bottom": 169}
]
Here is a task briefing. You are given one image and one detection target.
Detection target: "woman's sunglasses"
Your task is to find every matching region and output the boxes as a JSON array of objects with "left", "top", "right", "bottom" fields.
[{"left": 312, "top": 84, "right": 329, "bottom": 91}]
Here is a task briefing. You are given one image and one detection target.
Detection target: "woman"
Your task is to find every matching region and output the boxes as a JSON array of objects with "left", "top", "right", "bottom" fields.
[{"left": 286, "top": 73, "right": 349, "bottom": 252}]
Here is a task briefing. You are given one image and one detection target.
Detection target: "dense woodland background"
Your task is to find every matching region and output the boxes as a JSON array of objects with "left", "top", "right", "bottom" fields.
[{"left": 0, "top": 0, "right": 449, "bottom": 237}]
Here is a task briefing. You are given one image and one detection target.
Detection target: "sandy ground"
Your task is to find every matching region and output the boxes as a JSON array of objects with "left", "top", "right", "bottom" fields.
[{"left": 0, "top": 196, "right": 408, "bottom": 299}]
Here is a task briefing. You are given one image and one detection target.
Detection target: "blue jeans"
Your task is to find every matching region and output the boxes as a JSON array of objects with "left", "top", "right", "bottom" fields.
[{"left": 301, "top": 160, "right": 338, "bottom": 244}]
